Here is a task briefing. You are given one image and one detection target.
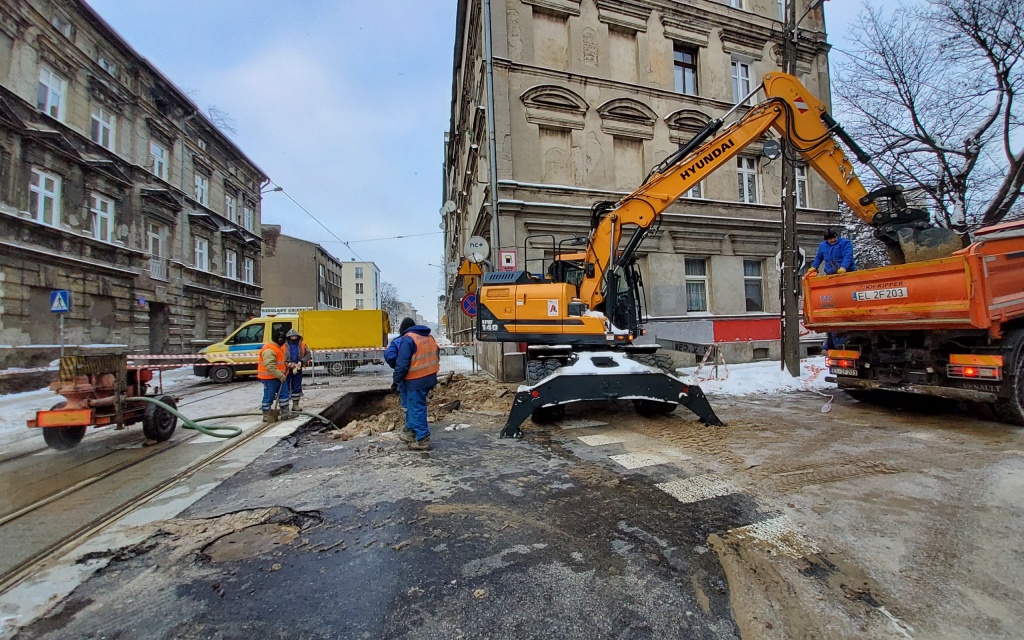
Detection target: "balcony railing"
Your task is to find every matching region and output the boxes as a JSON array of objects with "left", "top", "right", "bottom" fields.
[{"left": 150, "top": 257, "right": 169, "bottom": 281}]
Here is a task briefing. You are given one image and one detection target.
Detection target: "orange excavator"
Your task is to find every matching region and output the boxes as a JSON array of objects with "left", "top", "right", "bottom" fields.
[{"left": 477, "top": 72, "right": 974, "bottom": 437}]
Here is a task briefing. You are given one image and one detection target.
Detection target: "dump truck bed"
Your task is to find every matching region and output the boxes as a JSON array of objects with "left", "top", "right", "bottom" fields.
[{"left": 803, "top": 220, "right": 1024, "bottom": 338}]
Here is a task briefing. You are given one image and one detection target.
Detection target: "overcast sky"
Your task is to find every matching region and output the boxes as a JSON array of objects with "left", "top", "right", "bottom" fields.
[{"left": 87, "top": 0, "right": 907, "bottom": 323}]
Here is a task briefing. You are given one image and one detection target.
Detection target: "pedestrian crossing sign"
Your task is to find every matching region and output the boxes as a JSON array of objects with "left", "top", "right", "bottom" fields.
[{"left": 50, "top": 290, "right": 71, "bottom": 313}]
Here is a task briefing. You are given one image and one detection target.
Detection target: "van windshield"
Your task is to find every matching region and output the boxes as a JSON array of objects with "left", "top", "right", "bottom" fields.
[{"left": 228, "top": 323, "right": 264, "bottom": 345}]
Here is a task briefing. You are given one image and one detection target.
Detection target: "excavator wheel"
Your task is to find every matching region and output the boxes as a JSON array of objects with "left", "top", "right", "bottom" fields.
[
  {"left": 634, "top": 399, "right": 678, "bottom": 417},
  {"left": 531, "top": 405, "right": 565, "bottom": 424},
  {"left": 544, "top": 359, "right": 563, "bottom": 377},
  {"left": 628, "top": 353, "right": 677, "bottom": 375},
  {"left": 526, "top": 359, "right": 547, "bottom": 384}
]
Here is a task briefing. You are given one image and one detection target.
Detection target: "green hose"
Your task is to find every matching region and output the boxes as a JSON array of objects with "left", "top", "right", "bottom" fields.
[{"left": 126, "top": 397, "right": 337, "bottom": 439}]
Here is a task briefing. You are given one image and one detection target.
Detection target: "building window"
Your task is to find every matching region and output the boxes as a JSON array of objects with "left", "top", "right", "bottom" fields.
[
  {"left": 242, "top": 257, "right": 254, "bottom": 284},
  {"left": 150, "top": 141, "right": 168, "bottom": 180},
  {"left": 684, "top": 258, "right": 708, "bottom": 312},
  {"left": 673, "top": 45, "right": 698, "bottom": 96},
  {"left": 243, "top": 205, "right": 253, "bottom": 230},
  {"left": 355, "top": 299, "right": 364, "bottom": 309},
  {"left": 197, "top": 138, "right": 207, "bottom": 151},
  {"left": 744, "top": 259, "right": 764, "bottom": 312},
  {"left": 194, "top": 237, "right": 209, "bottom": 271},
  {"left": 355, "top": 283, "right": 364, "bottom": 294},
  {"left": 778, "top": 0, "right": 786, "bottom": 20},
  {"left": 225, "top": 193, "right": 237, "bottom": 223},
  {"left": 796, "top": 165, "right": 809, "bottom": 208},
  {"left": 51, "top": 14, "right": 73, "bottom": 38},
  {"left": 90, "top": 106, "right": 115, "bottom": 151},
  {"left": 194, "top": 173, "right": 208, "bottom": 205},
  {"left": 728, "top": 0, "right": 744, "bottom": 8},
  {"left": 737, "top": 157, "right": 759, "bottom": 203},
  {"left": 731, "top": 60, "right": 752, "bottom": 105},
  {"left": 37, "top": 66, "right": 67, "bottom": 121},
  {"left": 97, "top": 53, "right": 118, "bottom": 77},
  {"left": 355, "top": 267, "right": 363, "bottom": 279},
  {"left": 681, "top": 182, "right": 703, "bottom": 199},
  {"left": 89, "top": 193, "right": 114, "bottom": 242},
  {"left": 149, "top": 225, "right": 167, "bottom": 280},
  {"left": 29, "top": 169, "right": 61, "bottom": 227}
]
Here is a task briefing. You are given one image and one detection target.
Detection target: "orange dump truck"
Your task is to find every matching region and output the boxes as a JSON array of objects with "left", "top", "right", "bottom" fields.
[{"left": 803, "top": 219, "right": 1024, "bottom": 424}]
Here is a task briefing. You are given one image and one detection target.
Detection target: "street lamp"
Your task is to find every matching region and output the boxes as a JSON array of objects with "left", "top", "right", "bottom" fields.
[
  {"left": 261, "top": 185, "right": 283, "bottom": 195},
  {"left": 779, "top": 0, "right": 827, "bottom": 377}
]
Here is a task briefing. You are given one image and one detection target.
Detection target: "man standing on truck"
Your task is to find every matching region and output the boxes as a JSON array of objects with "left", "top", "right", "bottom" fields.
[
  {"left": 807, "top": 228, "right": 855, "bottom": 276},
  {"left": 284, "top": 329, "right": 312, "bottom": 412},
  {"left": 393, "top": 320, "right": 439, "bottom": 451},
  {"left": 258, "top": 331, "right": 290, "bottom": 422}
]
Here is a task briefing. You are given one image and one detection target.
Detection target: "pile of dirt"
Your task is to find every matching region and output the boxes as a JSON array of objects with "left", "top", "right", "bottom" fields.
[{"left": 329, "top": 374, "right": 514, "bottom": 442}]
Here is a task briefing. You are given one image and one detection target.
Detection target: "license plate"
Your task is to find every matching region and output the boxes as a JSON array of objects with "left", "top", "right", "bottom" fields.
[
  {"left": 853, "top": 287, "right": 908, "bottom": 301},
  {"left": 832, "top": 367, "right": 858, "bottom": 376}
]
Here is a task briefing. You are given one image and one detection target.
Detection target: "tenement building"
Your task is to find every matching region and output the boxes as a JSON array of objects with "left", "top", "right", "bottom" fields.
[
  {"left": 0, "top": 0, "right": 267, "bottom": 353},
  {"left": 339, "top": 260, "right": 381, "bottom": 311},
  {"left": 444, "top": 0, "right": 838, "bottom": 377},
  {"left": 260, "top": 225, "right": 344, "bottom": 311}
]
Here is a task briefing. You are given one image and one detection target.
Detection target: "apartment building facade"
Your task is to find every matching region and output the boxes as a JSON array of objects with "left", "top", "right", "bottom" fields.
[
  {"left": 260, "top": 225, "right": 344, "bottom": 310},
  {"left": 0, "top": 0, "right": 267, "bottom": 353},
  {"left": 340, "top": 260, "right": 381, "bottom": 310},
  {"left": 444, "top": 0, "right": 838, "bottom": 376}
]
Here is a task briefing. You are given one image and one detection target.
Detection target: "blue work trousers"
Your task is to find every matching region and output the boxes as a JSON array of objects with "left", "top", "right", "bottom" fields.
[
  {"left": 399, "top": 382, "right": 408, "bottom": 410},
  {"left": 261, "top": 378, "right": 291, "bottom": 411},
  {"left": 404, "top": 387, "right": 431, "bottom": 441},
  {"left": 288, "top": 370, "right": 303, "bottom": 399}
]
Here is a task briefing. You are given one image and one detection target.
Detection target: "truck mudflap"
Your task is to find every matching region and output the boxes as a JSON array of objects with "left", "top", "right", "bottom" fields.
[{"left": 499, "top": 369, "right": 725, "bottom": 439}]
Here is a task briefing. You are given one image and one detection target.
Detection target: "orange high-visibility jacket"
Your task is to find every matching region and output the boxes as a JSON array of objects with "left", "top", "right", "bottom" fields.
[
  {"left": 405, "top": 332, "right": 439, "bottom": 380},
  {"left": 257, "top": 342, "right": 286, "bottom": 381}
]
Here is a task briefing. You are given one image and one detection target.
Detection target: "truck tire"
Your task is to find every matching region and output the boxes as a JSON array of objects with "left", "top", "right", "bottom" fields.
[
  {"left": 209, "top": 365, "right": 234, "bottom": 384},
  {"left": 42, "top": 401, "right": 87, "bottom": 450},
  {"left": 329, "top": 361, "right": 356, "bottom": 376},
  {"left": 629, "top": 353, "right": 677, "bottom": 375},
  {"left": 143, "top": 396, "right": 178, "bottom": 442},
  {"left": 994, "top": 358, "right": 1024, "bottom": 426}
]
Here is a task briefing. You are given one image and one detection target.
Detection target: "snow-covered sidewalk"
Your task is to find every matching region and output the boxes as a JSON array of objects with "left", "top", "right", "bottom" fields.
[{"left": 677, "top": 355, "right": 832, "bottom": 396}]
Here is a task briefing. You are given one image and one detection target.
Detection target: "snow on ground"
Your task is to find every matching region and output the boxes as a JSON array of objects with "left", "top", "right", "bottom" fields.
[
  {"left": 677, "top": 356, "right": 833, "bottom": 396},
  {"left": 0, "top": 367, "right": 199, "bottom": 436}
]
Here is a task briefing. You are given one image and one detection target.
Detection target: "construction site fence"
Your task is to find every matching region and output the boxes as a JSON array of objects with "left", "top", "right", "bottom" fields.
[{"left": 124, "top": 343, "right": 478, "bottom": 378}]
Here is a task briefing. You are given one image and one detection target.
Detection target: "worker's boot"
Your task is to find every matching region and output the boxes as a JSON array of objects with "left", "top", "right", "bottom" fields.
[
  {"left": 280, "top": 403, "right": 291, "bottom": 420},
  {"left": 399, "top": 428, "right": 416, "bottom": 443},
  {"left": 292, "top": 398, "right": 301, "bottom": 412},
  {"left": 262, "top": 411, "right": 275, "bottom": 424},
  {"left": 407, "top": 437, "right": 431, "bottom": 451}
]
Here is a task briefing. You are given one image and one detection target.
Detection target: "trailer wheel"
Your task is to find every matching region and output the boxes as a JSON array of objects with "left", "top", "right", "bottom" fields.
[
  {"left": 329, "top": 361, "right": 356, "bottom": 376},
  {"left": 143, "top": 396, "right": 178, "bottom": 442},
  {"left": 42, "top": 402, "right": 87, "bottom": 451},
  {"left": 209, "top": 365, "right": 235, "bottom": 384},
  {"left": 994, "top": 358, "right": 1024, "bottom": 426},
  {"left": 634, "top": 399, "right": 678, "bottom": 417},
  {"left": 531, "top": 405, "right": 565, "bottom": 424},
  {"left": 526, "top": 359, "right": 546, "bottom": 384}
]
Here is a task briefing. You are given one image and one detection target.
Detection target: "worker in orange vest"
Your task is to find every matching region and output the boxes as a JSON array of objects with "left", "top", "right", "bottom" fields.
[
  {"left": 393, "top": 317, "right": 440, "bottom": 450},
  {"left": 284, "top": 329, "right": 312, "bottom": 411},
  {"left": 258, "top": 330, "right": 290, "bottom": 422}
]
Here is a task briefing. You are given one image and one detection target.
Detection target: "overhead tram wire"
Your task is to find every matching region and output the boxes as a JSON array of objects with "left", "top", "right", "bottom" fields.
[{"left": 265, "top": 182, "right": 363, "bottom": 260}]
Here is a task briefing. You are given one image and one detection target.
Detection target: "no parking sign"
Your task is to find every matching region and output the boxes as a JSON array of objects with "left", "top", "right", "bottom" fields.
[{"left": 461, "top": 292, "right": 477, "bottom": 317}]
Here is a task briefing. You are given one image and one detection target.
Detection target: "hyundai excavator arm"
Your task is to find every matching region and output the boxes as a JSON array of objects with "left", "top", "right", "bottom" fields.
[{"left": 578, "top": 72, "right": 960, "bottom": 313}]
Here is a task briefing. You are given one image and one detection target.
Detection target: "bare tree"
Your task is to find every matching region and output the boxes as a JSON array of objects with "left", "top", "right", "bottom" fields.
[
  {"left": 206, "top": 105, "right": 238, "bottom": 135},
  {"left": 840, "top": 203, "right": 889, "bottom": 269},
  {"left": 834, "top": 0, "right": 1023, "bottom": 234},
  {"left": 380, "top": 281, "right": 402, "bottom": 327}
]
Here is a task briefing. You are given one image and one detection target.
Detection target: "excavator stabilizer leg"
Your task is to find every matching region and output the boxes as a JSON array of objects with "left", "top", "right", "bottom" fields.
[{"left": 499, "top": 371, "right": 724, "bottom": 439}]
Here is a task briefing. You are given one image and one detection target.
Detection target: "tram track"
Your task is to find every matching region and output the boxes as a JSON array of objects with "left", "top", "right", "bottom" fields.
[{"left": 0, "top": 401, "right": 295, "bottom": 594}]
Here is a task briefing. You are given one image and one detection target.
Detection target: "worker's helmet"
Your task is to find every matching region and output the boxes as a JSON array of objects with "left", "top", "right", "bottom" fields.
[
  {"left": 286, "top": 329, "right": 302, "bottom": 340},
  {"left": 824, "top": 227, "right": 839, "bottom": 240}
]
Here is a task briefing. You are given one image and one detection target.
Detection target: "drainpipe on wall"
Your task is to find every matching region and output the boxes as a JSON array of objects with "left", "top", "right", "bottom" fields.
[{"left": 483, "top": 0, "right": 500, "bottom": 255}]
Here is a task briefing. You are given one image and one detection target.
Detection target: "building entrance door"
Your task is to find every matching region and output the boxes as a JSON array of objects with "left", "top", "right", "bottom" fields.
[{"left": 149, "top": 302, "right": 170, "bottom": 354}]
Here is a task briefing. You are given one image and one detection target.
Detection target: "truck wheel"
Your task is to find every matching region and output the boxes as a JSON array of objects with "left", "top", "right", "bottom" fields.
[
  {"left": 209, "top": 365, "right": 235, "bottom": 384},
  {"left": 143, "top": 396, "right": 178, "bottom": 442},
  {"left": 531, "top": 405, "right": 565, "bottom": 424},
  {"left": 526, "top": 359, "right": 546, "bottom": 384},
  {"left": 994, "top": 358, "right": 1024, "bottom": 426},
  {"left": 634, "top": 399, "right": 678, "bottom": 417},
  {"left": 42, "top": 401, "right": 87, "bottom": 450},
  {"left": 329, "top": 361, "right": 356, "bottom": 376}
]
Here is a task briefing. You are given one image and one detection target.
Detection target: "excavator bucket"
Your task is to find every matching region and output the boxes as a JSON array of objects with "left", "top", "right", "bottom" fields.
[
  {"left": 499, "top": 352, "right": 724, "bottom": 439},
  {"left": 893, "top": 227, "right": 963, "bottom": 264}
]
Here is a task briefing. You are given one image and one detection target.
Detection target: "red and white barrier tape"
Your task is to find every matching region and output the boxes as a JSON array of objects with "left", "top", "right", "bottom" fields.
[{"left": 124, "top": 341, "right": 476, "bottom": 360}]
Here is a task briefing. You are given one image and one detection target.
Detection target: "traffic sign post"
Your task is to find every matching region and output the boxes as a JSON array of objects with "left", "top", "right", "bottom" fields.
[
  {"left": 461, "top": 292, "right": 477, "bottom": 318},
  {"left": 50, "top": 290, "right": 72, "bottom": 357}
]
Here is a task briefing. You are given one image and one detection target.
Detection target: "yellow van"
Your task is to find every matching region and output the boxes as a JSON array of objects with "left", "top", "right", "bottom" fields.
[{"left": 193, "top": 309, "right": 390, "bottom": 383}]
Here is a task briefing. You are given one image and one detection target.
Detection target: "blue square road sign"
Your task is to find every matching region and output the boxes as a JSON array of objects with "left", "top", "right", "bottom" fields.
[{"left": 50, "top": 290, "right": 71, "bottom": 313}]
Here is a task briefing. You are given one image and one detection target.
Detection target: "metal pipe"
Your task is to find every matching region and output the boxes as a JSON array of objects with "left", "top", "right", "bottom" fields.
[{"left": 483, "top": 0, "right": 501, "bottom": 258}]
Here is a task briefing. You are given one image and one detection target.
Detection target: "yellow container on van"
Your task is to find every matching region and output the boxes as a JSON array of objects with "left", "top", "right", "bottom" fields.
[{"left": 193, "top": 310, "right": 390, "bottom": 383}]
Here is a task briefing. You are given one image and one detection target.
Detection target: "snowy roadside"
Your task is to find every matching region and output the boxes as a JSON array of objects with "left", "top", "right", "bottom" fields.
[{"left": 676, "top": 355, "right": 833, "bottom": 396}]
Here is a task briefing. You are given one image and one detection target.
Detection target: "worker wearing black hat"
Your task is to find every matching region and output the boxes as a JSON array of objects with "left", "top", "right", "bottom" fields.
[{"left": 806, "top": 227, "right": 855, "bottom": 277}]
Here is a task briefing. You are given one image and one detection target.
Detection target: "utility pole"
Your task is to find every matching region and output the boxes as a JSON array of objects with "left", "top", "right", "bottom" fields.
[{"left": 780, "top": 0, "right": 801, "bottom": 377}]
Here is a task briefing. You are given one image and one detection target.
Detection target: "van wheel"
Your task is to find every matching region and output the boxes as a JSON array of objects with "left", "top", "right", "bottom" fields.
[{"left": 209, "top": 365, "right": 234, "bottom": 384}]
